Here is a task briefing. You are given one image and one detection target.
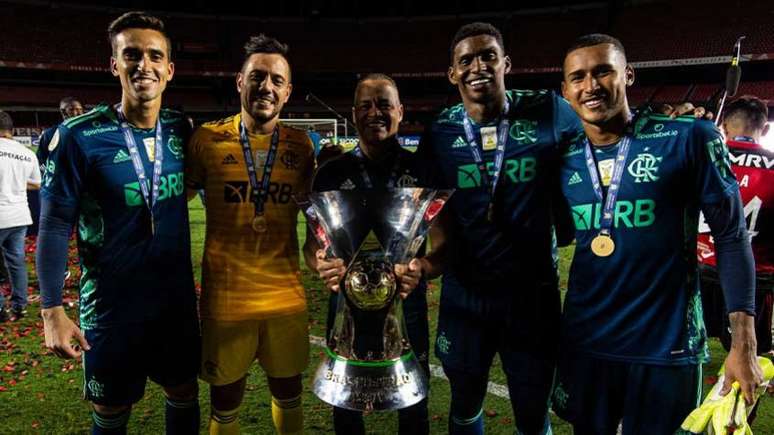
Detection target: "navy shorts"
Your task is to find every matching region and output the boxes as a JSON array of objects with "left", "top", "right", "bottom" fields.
[
  {"left": 552, "top": 353, "right": 702, "bottom": 435},
  {"left": 434, "top": 274, "right": 561, "bottom": 375},
  {"left": 82, "top": 311, "right": 201, "bottom": 406}
]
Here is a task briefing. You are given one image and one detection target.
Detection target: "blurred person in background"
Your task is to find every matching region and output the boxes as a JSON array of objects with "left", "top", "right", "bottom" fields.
[
  {"left": 698, "top": 95, "right": 774, "bottom": 358},
  {"left": 0, "top": 110, "right": 40, "bottom": 322}
]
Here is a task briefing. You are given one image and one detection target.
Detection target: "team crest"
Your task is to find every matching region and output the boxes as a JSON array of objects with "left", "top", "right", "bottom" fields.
[
  {"left": 87, "top": 378, "right": 105, "bottom": 398},
  {"left": 509, "top": 119, "right": 538, "bottom": 145},
  {"left": 552, "top": 382, "right": 569, "bottom": 411},
  {"left": 204, "top": 361, "right": 218, "bottom": 377},
  {"left": 167, "top": 136, "right": 183, "bottom": 159},
  {"left": 280, "top": 150, "right": 300, "bottom": 170},
  {"left": 395, "top": 173, "right": 417, "bottom": 188},
  {"left": 48, "top": 129, "right": 60, "bottom": 152},
  {"left": 436, "top": 332, "right": 451, "bottom": 354},
  {"left": 627, "top": 153, "right": 662, "bottom": 183}
]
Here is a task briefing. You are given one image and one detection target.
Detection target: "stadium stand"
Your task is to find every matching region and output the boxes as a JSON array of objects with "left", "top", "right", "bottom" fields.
[{"left": 1, "top": 0, "right": 772, "bottom": 131}]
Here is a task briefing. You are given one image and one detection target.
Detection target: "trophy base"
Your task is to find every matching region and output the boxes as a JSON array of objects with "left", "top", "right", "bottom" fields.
[{"left": 312, "top": 348, "right": 428, "bottom": 411}]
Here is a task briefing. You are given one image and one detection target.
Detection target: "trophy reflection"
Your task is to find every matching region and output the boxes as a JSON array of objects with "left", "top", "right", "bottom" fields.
[{"left": 298, "top": 188, "right": 452, "bottom": 411}]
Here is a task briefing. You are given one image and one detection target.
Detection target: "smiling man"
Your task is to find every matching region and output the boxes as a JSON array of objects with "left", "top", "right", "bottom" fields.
[
  {"left": 553, "top": 34, "right": 762, "bottom": 434},
  {"left": 415, "top": 22, "right": 582, "bottom": 434},
  {"left": 37, "top": 11, "right": 200, "bottom": 434},
  {"left": 185, "top": 35, "right": 314, "bottom": 435},
  {"left": 305, "top": 73, "right": 429, "bottom": 435}
]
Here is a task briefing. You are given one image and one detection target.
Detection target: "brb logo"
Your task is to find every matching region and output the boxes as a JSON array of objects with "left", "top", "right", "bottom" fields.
[
  {"left": 571, "top": 199, "right": 656, "bottom": 230},
  {"left": 223, "top": 181, "right": 294, "bottom": 204},
  {"left": 457, "top": 157, "right": 537, "bottom": 189},
  {"left": 627, "top": 153, "right": 662, "bottom": 183},
  {"left": 123, "top": 172, "right": 185, "bottom": 206}
]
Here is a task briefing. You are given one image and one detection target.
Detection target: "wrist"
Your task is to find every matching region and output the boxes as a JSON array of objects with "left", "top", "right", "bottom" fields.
[{"left": 728, "top": 311, "right": 757, "bottom": 353}]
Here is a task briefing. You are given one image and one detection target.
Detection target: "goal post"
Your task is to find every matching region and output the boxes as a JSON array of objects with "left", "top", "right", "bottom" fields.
[{"left": 279, "top": 118, "right": 342, "bottom": 154}]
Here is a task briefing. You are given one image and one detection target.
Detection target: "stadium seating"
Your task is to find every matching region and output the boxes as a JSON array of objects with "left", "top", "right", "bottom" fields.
[
  {"left": 2, "top": 2, "right": 772, "bottom": 74},
  {"left": 1, "top": 1, "right": 772, "bottom": 122}
]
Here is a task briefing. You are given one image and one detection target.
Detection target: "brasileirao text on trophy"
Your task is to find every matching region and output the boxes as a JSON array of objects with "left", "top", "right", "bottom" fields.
[{"left": 298, "top": 188, "right": 452, "bottom": 412}]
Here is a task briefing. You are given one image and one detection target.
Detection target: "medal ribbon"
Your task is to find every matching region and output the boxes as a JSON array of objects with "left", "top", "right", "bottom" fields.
[
  {"left": 582, "top": 136, "right": 632, "bottom": 236},
  {"left": 352, "top": 146, "right": 403, "bottom": 188},
  {"left": 462, "top": 101, "right": 510, "bottom": 207},
  {"left": 116, "top": 104, "right": 164, "bottom": 218},
  {"left": 239, "top": 119, "right": 280, "bottom": 217}
]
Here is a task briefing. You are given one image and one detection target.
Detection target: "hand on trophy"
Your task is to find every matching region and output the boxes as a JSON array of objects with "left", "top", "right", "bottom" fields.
[
  {"left": 394, "top": 258, "right": 423, "bottom": 299},
  {"left": 315, "top": 249, "right": 347, "bottom": 292}
]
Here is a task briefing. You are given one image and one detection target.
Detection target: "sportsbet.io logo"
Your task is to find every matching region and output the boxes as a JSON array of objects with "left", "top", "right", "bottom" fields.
[
  {"left": 42, "top": 160, "right": 56, "bottom": 187},
  {"left": 456, "top": 157, "right": 537, "bottom": 189},
  {"left": 571, "top": 199, "right": 656, "bottom": 231},
  {"left": 123, "top": 172, "right": 185, "bottom": 207}
]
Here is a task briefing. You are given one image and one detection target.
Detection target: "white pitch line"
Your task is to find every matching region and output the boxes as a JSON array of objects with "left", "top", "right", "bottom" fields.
[{"left": 309, "top": 335, "right": 510, "bottom": 399}]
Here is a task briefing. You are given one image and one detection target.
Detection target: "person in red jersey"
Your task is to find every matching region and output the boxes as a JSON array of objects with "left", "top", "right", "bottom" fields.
[{"left": 698, "top": 95, "right": 773, "bottom": 355}]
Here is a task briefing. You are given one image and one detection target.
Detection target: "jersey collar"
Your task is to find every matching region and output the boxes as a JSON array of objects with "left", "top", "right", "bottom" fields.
[{"left": 727, "top": 139, "right": 761, "bottom": 151}]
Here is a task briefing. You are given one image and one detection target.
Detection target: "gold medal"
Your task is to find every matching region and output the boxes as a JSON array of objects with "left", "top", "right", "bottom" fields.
[
  {"left": 590, "top": 234, "right": 615, "bottom": 257},
  {"left": 252, "top": 215, "right": 268, "bottom": 233}
]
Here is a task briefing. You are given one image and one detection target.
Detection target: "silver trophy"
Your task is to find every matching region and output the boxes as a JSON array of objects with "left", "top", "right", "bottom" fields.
[{"left": 298, "top": 188, "right": 452, "bottom": 412}]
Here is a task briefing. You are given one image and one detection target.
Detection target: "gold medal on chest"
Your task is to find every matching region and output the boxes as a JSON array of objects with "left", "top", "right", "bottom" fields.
[
  {"left": 590, "top": 234, "right": 615, "bottom": 257},
  {"left": 252, "top": 215, "right": 268, "bottom": 233}
]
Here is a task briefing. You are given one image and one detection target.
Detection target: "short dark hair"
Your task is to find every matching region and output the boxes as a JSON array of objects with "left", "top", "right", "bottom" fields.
[
  {"left": 450, "top": 22, "right": 504, "bottom": 62},
  {"left": 0, "top": 110, "right": 13, "bottom": 131},
  {"left": 242, "top": 34, "right": 291, "bottom": 77},
  {"left": 108, "top": 11, "right": 171, "bottom": 58},
  {"left": 354, "top": 73, "right": 399, "bottom": 104},
  {"left": 59, "top": 97, "right": 81, "bottom": 110},
  {"left": 566, "top": 33, "right": 627, "bottom": 61},
  {"left": 724, "top": 95, "right": 769, "bottom": 131},
  {"left": 244, "top": 34, "right": 289, "bottom": 60}
]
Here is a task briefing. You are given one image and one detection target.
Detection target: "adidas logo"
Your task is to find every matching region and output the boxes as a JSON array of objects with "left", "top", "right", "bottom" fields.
[
  {"left": 112, "top": 149, "right": 131, "bottom": 164},
  {"left": 568, "top": 172, "right": 583, "bottom": 185},
  {"left": 222, "top": 154, "right": 238, "bottom": 165},
  {"left": 451, "top": 136, "right": 467, "bottom": 149},
  {"left": 339, "top": 179, "right": 356, "bottom": 190}
]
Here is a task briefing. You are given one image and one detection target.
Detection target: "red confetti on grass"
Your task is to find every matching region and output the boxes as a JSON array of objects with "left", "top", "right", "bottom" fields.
[
  {"left": 485, "top": 409, "right": 497, "bottom": 417},
  {"left": 705, "top": 375, "right": 718, "bottom": 385}
]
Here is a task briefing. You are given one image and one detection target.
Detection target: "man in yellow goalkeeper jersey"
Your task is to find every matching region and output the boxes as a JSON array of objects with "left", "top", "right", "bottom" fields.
[{"left": 185, "top": 34, "right": 314, "bottom": 435}]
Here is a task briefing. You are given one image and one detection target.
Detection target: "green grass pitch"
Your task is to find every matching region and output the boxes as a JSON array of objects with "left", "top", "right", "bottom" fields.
[{"left": 0, "top": 198, "right": 770, "bottom": 433}]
